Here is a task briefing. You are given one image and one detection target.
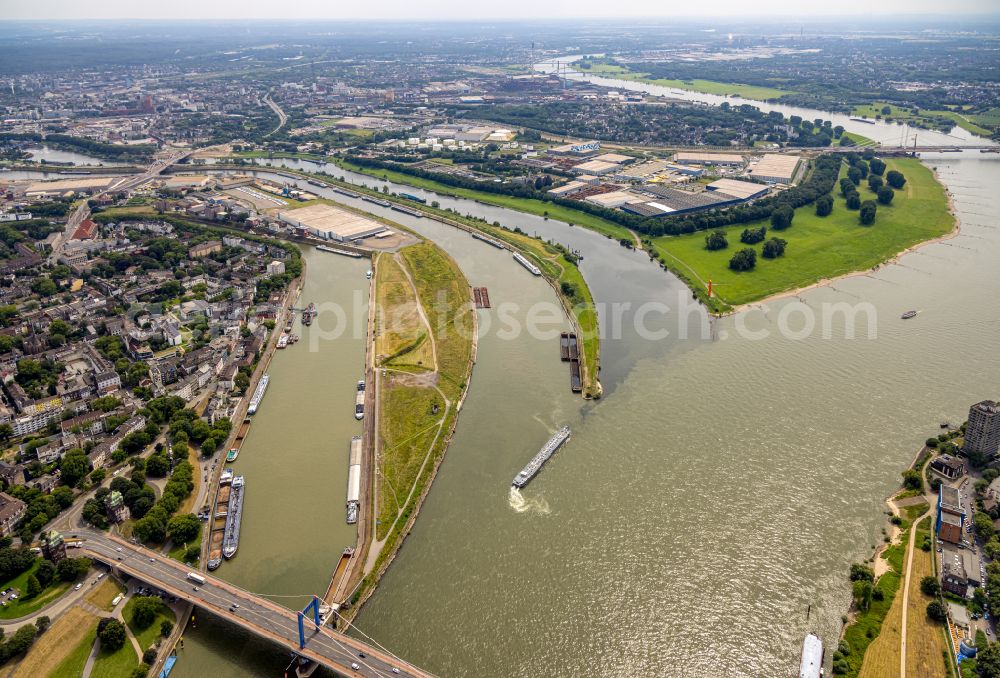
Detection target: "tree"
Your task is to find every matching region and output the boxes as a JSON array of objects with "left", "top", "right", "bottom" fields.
[
  {"left": 704, "top": 230, "right": 728, "bottom": 251},
  {"left": 130, "top": 596, "right": 163, "bottom": 630},
  {"left": 847, "top": 166, "right": 862, "bottom": 186},
  {"left": 200, "top": 437, "right": 217, "bottom": 456},
  {"left": 859, "top": 200, "right": 877, "bottom": 225},
  {"left": 877, "top": 186, "right": 894, "bottom": 205},
  {"left": 25, "top": 574, "right": 41, "bottom": 598},
  {"left": 977, "top": 639, "right": 1000, "bottom": 677},
  {"left": 143, "top": 648, "right": 158, "bottom": 664},
  {"left": 850, "top": 563, "right": 875, "bottom": 582},
  {"left": 167, "top": 514, "right": 200, "bottom": 545},
  {"left": 97, "top": 618, "right": 126, "bottom": 651},
  {"left": 846, "top": 192, "right": 861, "bottom": 210},
  {"left": 867, "top": 175, "right": 884, "bottom": 192},
  {"left": 886, "top": 170, "right": 906, "bottom": 189},
  {"left": 920, "top": 575, "right": 940, "bottom": 597},
  {"left": 926, "top": 600, "right": 948, "bottom": 623},
  {"left": 56, "top": 557, "right": 91, "bottom": 582},
  {"left": 869, "top": 158, "right": 886, "bottom": 176},
  {"left": 975, "top": 511, "right": 996, "bottom": 540},
  {"left": 901, "top": 469, "right": 922, "bottom": 491},
  {"left": 770, "top": 204, "right": 794, "bottom": 231},
  {"left": 59, "top": 449, "right": 89, "bottom": 488},
  {"left": 815, "top": 194, "right": 833, "bottom": 217},
  {"left": 35, "top": 559, "right": 55, "bottom": 587},
  {"left": 852, "top": 580, "right": 873, "bottom": 611},
  {"left": 740, "top": 226, "right": 767, "bottom": 244},
  {"left": 761, "top": 238, "right": 787, "bottom": 259},
  {"left": 728, "top": 248, "right": 757, "bottom": 272},
  {"left": 35, "top": 615, "right": 50, "bottom": 633},
  {"left": 160, "top": 620, "right": 174, "bottom": 637},
  {"left": 145, "top": 454, "right": 169, "bottom": 478}
]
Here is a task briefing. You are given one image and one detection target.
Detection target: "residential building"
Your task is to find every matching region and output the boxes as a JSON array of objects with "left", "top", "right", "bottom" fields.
[
  {"left": 0, "top": 492, "right": 26, "bottom": 536},
  {"left": 964, "top": 401, "right": 1000, "bottom": 459},
  {"left": 937, "top": 484, "right": 965, "bottom": 545},
  {"left": 929, "top": 455, "right": 965, "bottom": 480}
]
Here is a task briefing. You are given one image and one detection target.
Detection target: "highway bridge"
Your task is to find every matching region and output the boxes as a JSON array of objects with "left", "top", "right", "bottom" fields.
[{"left": 77, "top": 529, "right": 433, "bottom": 678}]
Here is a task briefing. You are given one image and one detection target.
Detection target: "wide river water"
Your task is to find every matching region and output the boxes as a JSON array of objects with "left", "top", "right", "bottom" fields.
[{"left": 11, "top": 83, "right": 1000, "bottom": 675}]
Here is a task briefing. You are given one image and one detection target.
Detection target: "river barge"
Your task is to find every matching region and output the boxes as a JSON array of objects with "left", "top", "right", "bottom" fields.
[
  {"left": 512, "top": 427, "right": 571, "bottom": 488},
  {"left": 355, "top": 380, "right": 365, "bottom": 420},
  {"left": 391, "top": 203, "right": 424, "bottom": 218},
  {"left": 307, "top": 179, "right": 328, "bottom": 188},
  {"left": 361, "top": 196, "right": 392, "bottom": 208},
  {"left": 207, "top": 472, "right": 235, "bottom": 570},
  {"left": 400, "top": 192, "right": 427, "bottom": 204},
  {"left": 277, "top": 334, "right": 289, "bottom": 349},
  {"left": 798, "top": 633, "right": 824, "bottom": 678},
  {"left": 559, "top": 332, "right": 579, "bottom": 361},
  {"left": 332, "top": 186, "right": 361, "bottom": 198},
  {"left": 301, "top": 302, "right": 317, "bottom": 325},
  {"left": 222, "top": 475, "right": 245, "bottom": 559},
  {"left": 226, "top": 448, "right": 239, "bottom": 462},
  {"left": 471, "top": 232, "right": 506, "bottom": 249},
  {"left": 513, "top": 251, "right": 542, "bottom": 276},
  {"left": 316, "top": 244, "right": 363, "bottom": 258},
  {"left": 473, "top": 287, "right": 491, "bottom": 309},
  {"left": 247, "top": 374, "right": 269, "bottom": 415},
  {"left": 901, "top": 310, "right": 917, "bottom": 319},
  {"left": 347, "top": 436, "right": 362, "bottom": 524}
]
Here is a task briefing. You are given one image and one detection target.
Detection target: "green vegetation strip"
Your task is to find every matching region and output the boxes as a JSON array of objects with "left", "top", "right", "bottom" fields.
[
  {"left": 651, "top": 158, "right": 954, "bottom": 308},
  {"left": 50, "top": 624, "right": 99, "bottom": 678},
  {"left": 123, "top": 596, "right": 176, "bottom": 651},
  {"left": 577, "top": 60, "right": 791, "bottom": 100},
  {"left": 0, "top": 560, "right": 72, "bottom": 620}
]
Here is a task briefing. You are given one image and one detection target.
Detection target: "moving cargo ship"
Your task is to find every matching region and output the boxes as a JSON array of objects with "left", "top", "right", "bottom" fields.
[
  {"left": 512, "top": 427, "right": 571, "bottom": 488},
  {"left": 901, "top": 310, "right": 917, "bottom": 319},
  {"left": 222, "top": 475, "right": 245, "bottom": 560},
  {"left": 247, "top": 374, "right": 269, "bottom": 415},
  {"left": 513, "top": 251, "right": 542, "bottom": 276},
  {"left": 347, "top": 436, "right": 362, "bottom": 524}
]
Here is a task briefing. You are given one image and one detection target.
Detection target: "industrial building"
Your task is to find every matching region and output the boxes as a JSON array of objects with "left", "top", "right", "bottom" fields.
[
  {"left": 622, "top": 185, "right": 744, "bottom": 217},
  {"left": 25, "top": 176, "right": 119, "bottom": 197},
  {"left": 673, "top": 152, "right": 745, "bottom": 167},
  {"left": 571, "top": 160, "right": 619, "bottom": 176},
  {"left": 705, "top": 178, "right": 769, "bottom": 201},
  {"left": 748, "top": 154, "right": 801, "bottom": 184},
  {"left": 549, "top": 141, "right": 601, "bottom": 156},
  {"left": 278, "top": 203, "right": 386, "bottom": 242}
]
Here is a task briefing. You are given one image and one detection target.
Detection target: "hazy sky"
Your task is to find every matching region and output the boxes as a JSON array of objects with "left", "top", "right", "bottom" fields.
[{"left": 1, "top": 0, "right": 997, "bottom": 20}]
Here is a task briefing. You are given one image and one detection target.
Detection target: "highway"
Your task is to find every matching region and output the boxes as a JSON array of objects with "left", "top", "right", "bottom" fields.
[
  {"left": 263, "top": 93, "right": 288, "bottom": 138},
  {"left": 77, "top": 529, "right": 434, "bottom": 678}
]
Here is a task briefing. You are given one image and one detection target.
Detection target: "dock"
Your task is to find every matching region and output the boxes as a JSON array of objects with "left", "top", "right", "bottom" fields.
[{"left": 472, "top": 287, "right": 491, "bottom": 309}]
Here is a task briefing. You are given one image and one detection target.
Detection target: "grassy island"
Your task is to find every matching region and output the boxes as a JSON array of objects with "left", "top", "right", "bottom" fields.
[{"left": 650, "top": 157, "right": 954, "bottom": 311}]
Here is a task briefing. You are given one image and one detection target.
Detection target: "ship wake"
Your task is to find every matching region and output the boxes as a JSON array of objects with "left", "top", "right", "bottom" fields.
[{"left": 508, "top": 487, "right": 550, "bottom": 515}]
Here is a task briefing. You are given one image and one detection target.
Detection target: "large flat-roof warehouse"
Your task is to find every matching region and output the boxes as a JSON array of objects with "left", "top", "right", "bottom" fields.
[
  {"left": 748, "top": 154, "right": 801, "bottom": 184},
  {"left": 278, "top": 203, "right": 387, "bottom": 242}
]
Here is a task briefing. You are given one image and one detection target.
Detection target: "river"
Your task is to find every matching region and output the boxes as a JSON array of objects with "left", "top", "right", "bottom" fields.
[{"left": 16, "top": 141, "right": 1000, "bottom": 675}]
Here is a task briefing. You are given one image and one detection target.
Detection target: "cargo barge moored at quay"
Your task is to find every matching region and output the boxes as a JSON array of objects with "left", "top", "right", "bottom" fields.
[
  {"left": 347, "top": 436, "right": 362, "bottom": 524},
  {"left": 222, "top": 475, "right": 245, "bottom": 560},
  {"left": 207, "top": 470, "right": 235, "bottom": 570},
  {"left": 512, "top": 427, "right": 571, "bottom": 488},
  {"left": 513, "top": 251, "right": 542, "bottom": 276}
]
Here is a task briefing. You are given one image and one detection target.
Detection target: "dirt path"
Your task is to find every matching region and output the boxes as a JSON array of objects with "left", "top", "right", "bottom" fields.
[{"left": 899, "top": 507, "right": 931, "bottom": 678}]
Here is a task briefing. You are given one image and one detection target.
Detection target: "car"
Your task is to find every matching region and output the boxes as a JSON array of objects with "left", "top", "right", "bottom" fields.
[
  {"left": 351, "top": 664, "right": 360, "bottom": 671},
  {"left": 74, "top": 583, "right": 83, "bottom": 591},
  {"left": 116, "top": 547, "right": 123, "bottom": 552},
  {"left": 391, "top": 669, "right": 400, "bottom": 675},
  {"left": 232, "top": 603, "right": 240, "bottom": 609},
  {"left": 193, "top": 587, "right": 199, "bottom": 592},
  {"left": 358, "top": 653, "right": 366, "bottom": 659},
  {"left": 149, "top": 557, "right": 155, "bottom": 562}
]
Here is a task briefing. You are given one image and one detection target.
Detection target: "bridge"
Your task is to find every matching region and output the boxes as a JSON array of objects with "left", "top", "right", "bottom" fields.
[{"left": 77, "top": 529, "right": 434, "bottom": 678}]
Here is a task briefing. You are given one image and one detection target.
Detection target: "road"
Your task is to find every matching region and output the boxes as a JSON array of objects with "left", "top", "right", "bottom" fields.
[
  {"left": 78, "top": 529, "right": 434, "bottom": 678},
  {"left": 262, "top": 93, "right": 288, "bottom": 138}
]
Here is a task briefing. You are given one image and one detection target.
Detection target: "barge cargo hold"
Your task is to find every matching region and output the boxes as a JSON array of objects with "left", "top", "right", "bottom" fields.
[
  {"left": 355, "top": 380, "right": 365, "bottom": 420},
  {"left": 361, "top": 196, "right": 392, "bottom": 208},
  {"left": 222, "top": 475, "right": 245, "bottom": 560},
  {"left": 347, "top": 436, "right": 362, "bottom": 524},
  {"left": 512, "top": 426, "right": 571, "bottom": 489},
  {"left": 332, "top": 187, "right": 361, "bottom": 199},
  {"left": 247, "top": 374, "right": 270, "bottom": 415},
  {"left": 391, "top": 204, "right": 424, "bottom": 218},
  {"left": 513, "top": 251, "right": 542, "bottom": 276}
]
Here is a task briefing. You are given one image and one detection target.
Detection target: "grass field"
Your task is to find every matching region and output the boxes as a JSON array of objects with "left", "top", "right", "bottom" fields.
[
  {"left": 167, "top": 523, "right": 201, "bottom": 565},
  {"left": 13, "top": 607, "right": 99, "bottom": 678},
  {"left": 0, "top": 560, "right": 73, "bottom": 620},
  {"left": 123, "top": 595, "right": 176, "bottom": 651},
  {"left": 906, "top": 517, "right": 949, "bottom": 678},
  {"left": 375, "top": 242, "right": 474, "bottom": 541},
  {"left": 650, "top": 157, "right": 954, "bottom": 308},
  {"left": 87, "top": 577, "right": 126, "bottom": 611},
  {"left": 851, "top": 102, "right": 994, "bottom": 138},
  {"left": 578, "top": 62, "right": 790, "bottom": 100},
  {"left": 335, "top": 158, "right": 634, "bottom": 241},
  {"left": 91, "top": 633, "right": 139, "bottom": 677},
  {"left": 841, "top": 131, "right": 878, "bottom": 147},
  {"left": 375, "top": 253, "right": 435, "bottom": 371}
]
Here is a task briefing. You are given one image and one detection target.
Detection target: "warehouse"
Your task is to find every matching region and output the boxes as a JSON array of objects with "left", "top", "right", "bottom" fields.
[
  {"left": 622, "top": 185, "right": 744, "bottom": 217},
  {"left": 25, "top": 176, "right": 119, "bottom": 197},
  {"left": 614, "top": 159, "right": 671, "bottom": 183},
  {"left": 705, "top": 178, "right": 769, "bottom": 201},
  {"left": 592, "top": 152, "right": 634, "bottom": 165},
  {"left": 748, "top": 154, "right": 801, "bottom": 184},
  {"left": 673, "top": 152, "right": 745, "bottom": 167},
  {"left": 584, "top": 190, "right": 646, "bottom": 209},
  {"left": 278, "top": 203, "right": 386, "bottom": 242},
  {"left": 571, "top": 160, "right": 619, "bottom": 176}
]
